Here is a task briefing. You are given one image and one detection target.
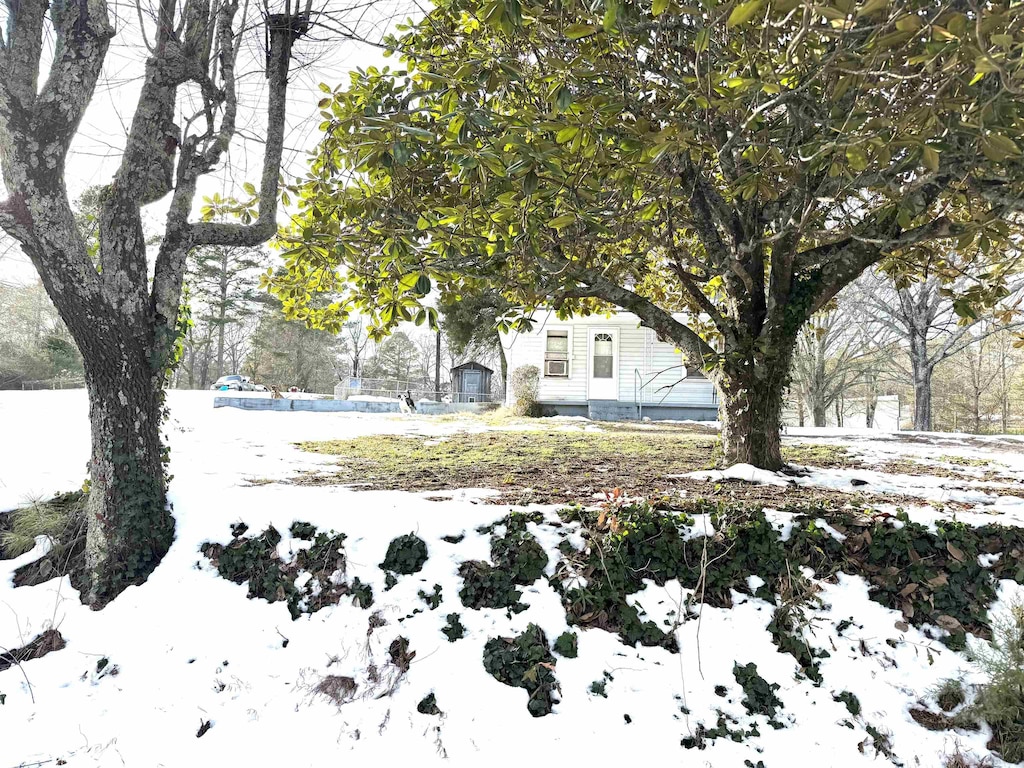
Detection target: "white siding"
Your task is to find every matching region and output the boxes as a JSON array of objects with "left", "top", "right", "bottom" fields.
[
  {"left": 619, "top": 327, "right": 716, "bottom": 406},
  {"left": 502, "top": 310, "right": 716, "bottom": 407}
]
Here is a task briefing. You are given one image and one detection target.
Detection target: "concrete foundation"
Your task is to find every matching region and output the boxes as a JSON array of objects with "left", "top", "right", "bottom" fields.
[{"left": 538, "top": 400, "right": 719, "bottom": 422}]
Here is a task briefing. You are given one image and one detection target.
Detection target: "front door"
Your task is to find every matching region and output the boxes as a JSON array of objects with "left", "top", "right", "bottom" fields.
[
  {"left": 463, "top": 370, "right": 481, "bottom": 401},
  {"left": 588, "top": 328, "right": 618, "bottom": 400}
]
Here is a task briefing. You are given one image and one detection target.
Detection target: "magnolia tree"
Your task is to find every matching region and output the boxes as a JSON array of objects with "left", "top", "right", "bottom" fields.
[
  {"left": 0, "top": 0, "right": 318, "bottom": 603},
  {"left": 276, "top": 0, "right": 1024, "bottom": 468}
]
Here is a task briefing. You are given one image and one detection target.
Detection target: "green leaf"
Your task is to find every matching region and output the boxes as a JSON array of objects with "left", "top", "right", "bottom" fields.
[
  {"left": 564, "top": 23, "right": 598, "bottom": 39},
  {"left": 653, "top": 0, "right": 670, "bottom": 15},
  {"left": 523, "top": 170, "right": 539, "bottom": 195},
  {"left": 982, "top": 133, "right": 1021, "bottom": 162},
  {"left": 726, "top": 0, "right": 764, "bottom": 27},
  {"left": 856, "top": 0, "right": 887, "bottom": 16},
  {"left": 604, "top": 0, "right": 620, "bottom": 32},
  {"left": 548, "top": 214, "right": 577, "bottom": 229},
  {"left": 556, "top": 126, "right": 580, "bottom": 144},
  {"left": 694, "top": 27, "right": 710, "bottom": 53},
  {"left": 555, "top": 86, "right": 573, "bottom": 112},
  {"left": 974, "top": 56, "right": 1001, "bottom": 75},
  {"left": 398, "top": 272, "right": 421, "bottom": 292},
  {"left": 415, "top": 274, "right": 432, "bottom": 295},
  {"left": 921, "top": 145, "right": 939, "bottom": 172},
  {"left": 243, "top": 182, "right": 257, "bottom": 196}
]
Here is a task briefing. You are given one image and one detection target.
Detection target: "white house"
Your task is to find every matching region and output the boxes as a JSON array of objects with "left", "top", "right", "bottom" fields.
[{"left": 500, "top": 311, "right": 719, "bottom": 421}]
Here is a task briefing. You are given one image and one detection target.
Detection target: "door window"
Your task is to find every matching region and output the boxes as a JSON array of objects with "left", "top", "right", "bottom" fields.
[{"left": 593, "top": 333, "right": 614, "bottom": 379}]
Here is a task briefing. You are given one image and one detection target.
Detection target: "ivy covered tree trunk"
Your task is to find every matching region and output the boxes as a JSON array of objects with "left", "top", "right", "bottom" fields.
[
  {"left": 0, "top": 0, "right": 306, "bottom": 605},
  {"left": 715, "top": 339, "right": 795, "bottom": 471},
  {"left": 83, "top": 346, "right": 173, "bottom": 604}
]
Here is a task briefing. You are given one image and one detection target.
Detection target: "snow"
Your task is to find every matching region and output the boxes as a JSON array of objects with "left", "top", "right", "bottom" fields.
[
  {"left": 0, "top": 391, "right": 1021, "bottom": 767},
  {"left": 684, "top": 462, "right": 794, "bottom": 487}
]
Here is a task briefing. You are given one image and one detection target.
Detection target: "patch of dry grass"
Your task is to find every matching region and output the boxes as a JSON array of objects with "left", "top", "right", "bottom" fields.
[{"left": 293, "top": 426, "right": 859, "bottom": 504}]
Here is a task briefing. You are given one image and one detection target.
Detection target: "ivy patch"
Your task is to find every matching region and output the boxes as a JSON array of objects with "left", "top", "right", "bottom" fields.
[{"left": 482, "top": 624, "right": 559, "bottom": 717}]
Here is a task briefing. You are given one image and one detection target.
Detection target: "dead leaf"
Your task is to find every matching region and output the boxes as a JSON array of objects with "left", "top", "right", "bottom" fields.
[
  {"left": 946, "top": 542, "right": 966, "bottom": 562},
  {"left": 895, "top": 620, "right": 910, "bottom": 632},
  {"left": 936, "top": 614, "right": 964, "bottom": 633},
  {"left": 927, "top": 573, "right": 948, "bottom": 588},
  {"left": 899, "top": 583, "right": 919, "bottom": 597}
]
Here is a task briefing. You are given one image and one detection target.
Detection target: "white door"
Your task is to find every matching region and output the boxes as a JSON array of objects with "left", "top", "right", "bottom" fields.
[{"left": 588, "top": 328, "right": 618, "bottom": 400}]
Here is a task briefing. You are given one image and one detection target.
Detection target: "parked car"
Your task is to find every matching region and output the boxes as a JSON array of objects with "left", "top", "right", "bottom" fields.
[{"left": 210, "top": 374, "right": 256, "bottom": 391}]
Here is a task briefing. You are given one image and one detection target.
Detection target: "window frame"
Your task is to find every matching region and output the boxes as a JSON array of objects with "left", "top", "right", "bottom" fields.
[{"left": 543, "top": 327, "right": 572, "bottom": 378}]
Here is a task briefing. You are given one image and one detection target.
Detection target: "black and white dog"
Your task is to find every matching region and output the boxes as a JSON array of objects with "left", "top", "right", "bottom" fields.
[{"left": 399, "top": 390, "right": 417, "bottom": 414}]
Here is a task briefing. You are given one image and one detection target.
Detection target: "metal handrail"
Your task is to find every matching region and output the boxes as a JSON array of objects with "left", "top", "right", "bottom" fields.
[{"left": 634, "top": 364, "right": 699, "bottom": 419}]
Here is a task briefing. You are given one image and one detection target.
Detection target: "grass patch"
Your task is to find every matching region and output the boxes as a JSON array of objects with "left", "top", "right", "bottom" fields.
[
  {"left": 1, "top": 492, "right": 84, "bottom": 558},
  {"left": 1, "top": 491, "right": 87, "bottom": 588},
  {"left": 295, "top": 429, "right": 857, "bottom": 503}
]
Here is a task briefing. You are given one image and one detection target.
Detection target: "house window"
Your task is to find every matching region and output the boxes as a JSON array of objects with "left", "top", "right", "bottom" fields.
[
  {"left": 593, "top": 332, "right": 614, "bottom": 378},
  {"left": 544, "top": 329, "right": 569, "bottom": 377}
]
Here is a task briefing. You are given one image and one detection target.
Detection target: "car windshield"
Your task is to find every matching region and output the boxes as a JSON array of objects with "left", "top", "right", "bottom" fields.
[{"left": 221, "top": 375, "right": 241, "bottom": 381}]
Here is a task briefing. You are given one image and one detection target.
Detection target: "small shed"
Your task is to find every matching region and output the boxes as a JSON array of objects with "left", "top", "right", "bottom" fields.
[{"left": 451, "top": 361, "right": 494, "bottom": 403}]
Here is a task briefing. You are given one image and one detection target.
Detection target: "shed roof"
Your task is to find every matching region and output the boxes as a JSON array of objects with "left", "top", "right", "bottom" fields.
[{"left": 451, "top": 361, "right": 494, "bottom": 374}]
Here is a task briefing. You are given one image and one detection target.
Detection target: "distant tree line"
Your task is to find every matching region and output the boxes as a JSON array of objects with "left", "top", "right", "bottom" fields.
[{"left": 789, "top": 270, "right": 1024, "bottom": 433}]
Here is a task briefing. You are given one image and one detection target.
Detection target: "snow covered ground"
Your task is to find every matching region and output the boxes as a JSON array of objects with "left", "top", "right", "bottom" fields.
[{"left": 1, "top": 391, "right": 1022, "bottom": 767}]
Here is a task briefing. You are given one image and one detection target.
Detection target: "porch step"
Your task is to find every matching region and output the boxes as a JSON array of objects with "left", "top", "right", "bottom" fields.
[{"left": 588, "top": 400, "right": 639, "bottom": 422}]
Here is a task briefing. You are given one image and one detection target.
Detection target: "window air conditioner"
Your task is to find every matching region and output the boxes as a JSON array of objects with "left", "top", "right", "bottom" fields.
[{"left": 545, "top": 359, "right": 568, "bottom": 377}]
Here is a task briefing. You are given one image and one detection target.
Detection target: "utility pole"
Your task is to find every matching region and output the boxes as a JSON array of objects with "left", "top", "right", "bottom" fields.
[{"left": 435, "top": 328, "right": 442, "bottom": 400}]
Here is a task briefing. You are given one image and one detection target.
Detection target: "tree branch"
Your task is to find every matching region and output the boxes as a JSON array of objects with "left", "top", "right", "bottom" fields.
[
  {"left": 188, "top": 12, "right": 304, "bottom": 248},
  {"left": 562, "top": 260, "right": 718, "bottom": 368}
]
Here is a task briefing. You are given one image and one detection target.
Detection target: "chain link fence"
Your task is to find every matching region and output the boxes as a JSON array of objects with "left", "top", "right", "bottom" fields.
[{"left": 335, "top": 377, "right": 500, "bottom": 403}]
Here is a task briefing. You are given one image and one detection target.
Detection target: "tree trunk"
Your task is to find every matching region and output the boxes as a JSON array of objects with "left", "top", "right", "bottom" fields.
[
  {"left": 497, "top": 337, "right": 508, "bottom": 396},
  {"left": 811, "top": 400, "right": 827, "bottom": 428},
  {"left": 217, "top": 250, "right": 228, "bottom": 377},
  {"left": 82, "top": 347, "right": 174, "bottom": 605},
  {"left": 864, "top": 370, "right": 877, "bottom": 428},
  {"left": 912, "top": 367, "right": 933, "bottom": 431},
  {"left": 434, "top": 329, "right": 441, "bottom": 401},
  {"left": 717, "top": 355, "right": 789, "bottom": 470},
  {"left": 972, "top": 388, "right": 981, "bottom": 434}
]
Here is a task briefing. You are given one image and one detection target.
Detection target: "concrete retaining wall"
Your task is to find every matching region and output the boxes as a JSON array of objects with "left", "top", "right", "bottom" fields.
[{"left": 213, "top": 397, "right": 491, "bottom": 415}]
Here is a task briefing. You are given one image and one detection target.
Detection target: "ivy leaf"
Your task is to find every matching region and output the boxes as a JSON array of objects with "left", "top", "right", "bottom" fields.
[{"left": 727, "top": 0, "right": 764, "bottom": 27}]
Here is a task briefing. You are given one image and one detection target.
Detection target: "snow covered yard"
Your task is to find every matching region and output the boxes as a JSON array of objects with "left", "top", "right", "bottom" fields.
[{"left": 1, "top": 391, "right": 1023, "bottom": 767}]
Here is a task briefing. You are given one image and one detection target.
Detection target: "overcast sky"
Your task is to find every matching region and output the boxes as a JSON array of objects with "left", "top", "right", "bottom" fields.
[{"left": 0, "top": 0, "right": 416, "bottom": 287}]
